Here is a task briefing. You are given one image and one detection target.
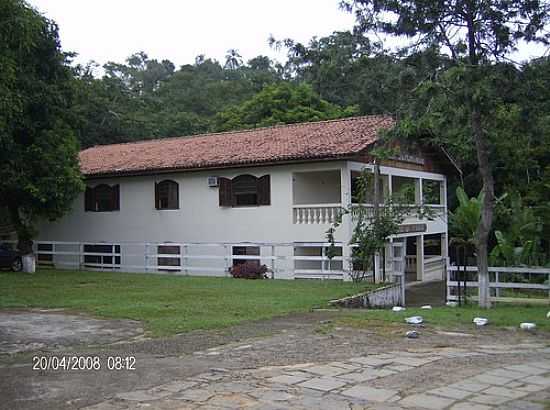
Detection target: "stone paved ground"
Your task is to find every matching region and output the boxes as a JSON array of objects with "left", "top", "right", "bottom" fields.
[
  {"left": 2, "top": 311, "right": 550, "bottom": 410},
  {"left": 84, "top": 344, "right": 550, "bottom": 410}
]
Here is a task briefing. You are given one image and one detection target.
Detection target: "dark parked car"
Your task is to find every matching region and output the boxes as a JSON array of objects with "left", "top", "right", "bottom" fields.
[{"left": 0, "top": 244, "right": 22, "bottom": 271}]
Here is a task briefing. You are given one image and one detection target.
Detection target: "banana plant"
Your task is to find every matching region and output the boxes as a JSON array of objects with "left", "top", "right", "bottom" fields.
[
  {"left": 489, "top": 194, "right": 544, "bottom": 266},
  {"left": 449, "top": 186, "right": 483, "bottom": 249}
]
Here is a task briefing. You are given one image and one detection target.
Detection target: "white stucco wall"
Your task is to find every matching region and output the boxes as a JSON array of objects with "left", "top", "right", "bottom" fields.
[
  {"left": 292, "top": 170, "right": 341, "bottom": 205},
  {"left": 37, "top": 161, "right": 351, "bottom": 245}
]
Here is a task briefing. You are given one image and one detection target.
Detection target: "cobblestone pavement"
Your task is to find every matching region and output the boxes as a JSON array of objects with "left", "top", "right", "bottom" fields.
[{"left": 84, "top": 343, "right": 550, "bottom": 410}]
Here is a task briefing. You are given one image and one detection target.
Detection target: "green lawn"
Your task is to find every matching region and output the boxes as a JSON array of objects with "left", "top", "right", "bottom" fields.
[
  {"left": 0, "top": 269, "right": 372, "bottom": 336},
  {"left": 339, "top": 304, "right": 550, "bottom": 334}
]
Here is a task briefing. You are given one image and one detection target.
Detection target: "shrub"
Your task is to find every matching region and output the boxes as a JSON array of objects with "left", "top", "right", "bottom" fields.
[{"left": 230, "top": 262, "right": 268, "bottom": 279}]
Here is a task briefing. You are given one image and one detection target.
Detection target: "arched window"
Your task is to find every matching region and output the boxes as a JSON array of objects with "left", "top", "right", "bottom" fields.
[
  {"left": 85, "top": 184, "right": 120, "bottom": 212},
  {"left": 155, "top": 180, "right": 179, "bottom": 210},
  {"left": 232, "top": 175, "right": 258, "bottom": 206},
  {"left": 218, "top": 175, "right": 270, "bottom": 207}
]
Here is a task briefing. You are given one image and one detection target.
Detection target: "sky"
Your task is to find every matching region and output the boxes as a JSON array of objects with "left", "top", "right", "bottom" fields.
[
  {"left": 28, "top": 0, "right": 356, "bottom": 68},
  {"left": 28, "top": 0, "right": 548, "bottom": 69}
]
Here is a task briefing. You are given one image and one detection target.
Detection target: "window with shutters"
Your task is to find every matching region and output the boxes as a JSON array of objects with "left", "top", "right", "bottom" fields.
[
  {"left": 218, "top": 175, "right": 270, "bottom": 207},
  {"left": 85, "top": 184, "right": 120, "bottom": 212},
  {"left": 155, "top": 180, "right": 179, "bottom": 210}
]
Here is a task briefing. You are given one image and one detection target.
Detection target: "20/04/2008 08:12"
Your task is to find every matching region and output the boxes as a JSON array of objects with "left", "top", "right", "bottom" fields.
[{"left": 31, "top": 355, "right": 136, "bottom": 371}]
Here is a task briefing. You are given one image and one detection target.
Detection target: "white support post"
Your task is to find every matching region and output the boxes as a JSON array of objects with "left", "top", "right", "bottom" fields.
[
  {"left": 340, "top": 162, "right": 353, "bottom": 281},
  {"left": 417, "top": 178, "right": 423, "bottom": 206},
  {"left": 416, "top": 235, "right": 424, "bottom": 281}
]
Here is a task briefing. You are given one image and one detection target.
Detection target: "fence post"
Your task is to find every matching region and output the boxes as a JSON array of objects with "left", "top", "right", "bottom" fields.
[
  {"left": 400, "top": 272, "right": 406, "bottom": 306},
  {"left": 144, "top": 243, "right": 149, "bottom": 272},
  {"left": 321, "top": 246, "right": 326, "bottom": 280},
  {"left": 342, "top": 244, "right": 352, "bottom": 282},
  {"left": 495, "top": 271, "right": 500, "bottom": 300},
  {"left": 182, "top": 244, "right": 188, "bottom": 275},
  {"left": 225, "top": 244, "right": 232, "bottom": 277},
  {"left": 79, "top": 243, "right": 84, "bottom": 270},
  {"left": 270, "top": 245, "right": 276, "bottom": 279},
  {"left": 446, "top": 263, "right": 451, "bottom": 303}
]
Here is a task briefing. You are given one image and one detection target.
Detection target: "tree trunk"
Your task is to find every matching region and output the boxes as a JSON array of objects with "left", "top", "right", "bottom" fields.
[
  {"left": 471, "top": 106, "right": 494, "bottom": 308},
  {"left": 8, "top": 204, "right": 33, "bottom": 255}
]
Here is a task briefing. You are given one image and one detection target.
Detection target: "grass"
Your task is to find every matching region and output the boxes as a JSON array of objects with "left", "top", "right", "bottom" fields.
[
  {"left": 0, "top": 269, "right": 374, "bottom": 337},
  {"left": 339, "top": 304, "right": 550, "bottom": 334}
]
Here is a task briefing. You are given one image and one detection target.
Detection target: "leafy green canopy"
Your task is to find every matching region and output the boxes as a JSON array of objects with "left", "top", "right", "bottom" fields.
[
  {"left": 213, "top": 83, "right": 357, "bottom": 131},
  {"left": 0, "top": 0, "right": 83, "bottom": 247}
]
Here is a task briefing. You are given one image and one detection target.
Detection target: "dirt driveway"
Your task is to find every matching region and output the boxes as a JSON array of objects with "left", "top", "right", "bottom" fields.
[{"left": 0, "top": 309, "right": 549, "bottom": 409}]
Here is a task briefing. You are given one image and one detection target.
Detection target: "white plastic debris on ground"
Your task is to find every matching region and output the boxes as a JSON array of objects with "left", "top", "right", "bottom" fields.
[
  {"left": 520, "top": 322, "right": 537, "bottom": 331},
  {"left": 473, "top": 317, "right": 489, "bottom": 326},
  {"left": 405, "top": 316, "right": 424, "bottom": 325},
  {"left": 406, "top": 330, "right": 419, "bottom": 338},
  {"left": 446, "top": 301, "right": 458, "bottom": 307},
  {"left": 421, "top": 305, "right": 432, "bottom": 310},
  {"left": 547, "top": 311, "right": 550, "bottom": 319},
  {"left": 392, "top": 306, "right": 406, "bottom": 312}
]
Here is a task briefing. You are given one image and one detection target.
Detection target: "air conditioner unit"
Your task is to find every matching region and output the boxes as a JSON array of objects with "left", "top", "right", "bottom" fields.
[{"left": 207, "top": 176, "right": 219, "bottom": 187}]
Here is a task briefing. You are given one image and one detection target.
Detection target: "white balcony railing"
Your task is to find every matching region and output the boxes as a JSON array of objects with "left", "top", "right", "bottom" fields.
[
  {"left": 293, "top": 204, "right": 342, "bottom": 224},
  {"left": 292, "top": 203, "right": 446, "bottom": 225}
]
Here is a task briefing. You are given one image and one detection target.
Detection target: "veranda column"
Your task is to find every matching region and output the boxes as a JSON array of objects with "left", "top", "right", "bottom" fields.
[
  {"left": 416, "top": 234, "right": 425, "bottom": 281},
  {"left": 340, "top": 162, "right": 353, "bottom": 281}
]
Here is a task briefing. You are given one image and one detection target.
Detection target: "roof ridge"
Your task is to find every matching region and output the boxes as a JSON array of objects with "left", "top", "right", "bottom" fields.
[{"left": 81, "top": 114, "right": 393, "bottom": 152}]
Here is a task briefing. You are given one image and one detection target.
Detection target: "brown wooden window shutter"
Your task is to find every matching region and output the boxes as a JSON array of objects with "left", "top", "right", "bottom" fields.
[
  {"left": 257, "top": 175, "right": 271, "bottom": 205},
  {"left": 168, "top": 181, "right": 179, "bottom": 209},
  {"left": 85, "top": 186, "right": 94, "bottom": 211},
  {"left": 218, "top": 177, "right": 232, "bottom": 207},
  {"left": 154, "top": 182, "right": 160, "bottom": 209},
  {"left": 112, "top": 184, "right": 120, "bottom": 210}
]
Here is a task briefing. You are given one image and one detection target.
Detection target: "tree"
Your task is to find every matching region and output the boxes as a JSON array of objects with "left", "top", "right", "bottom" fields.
[
  {"left": 224, "top": 49, "right": 243, "bottom": 70},
  {"left": 342, "top": 0, "right": 550, "bottom": 307},
  {"left": 0, "top": 0, "right": 83, "bottom": 253},
  {"left": 213, "top": 82, "right": 357, "bottom": 131}
]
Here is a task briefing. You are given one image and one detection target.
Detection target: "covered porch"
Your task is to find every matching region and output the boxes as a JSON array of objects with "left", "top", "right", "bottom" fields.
[{"left": 291, "top": 162, "right": 447, "bottom": 226}]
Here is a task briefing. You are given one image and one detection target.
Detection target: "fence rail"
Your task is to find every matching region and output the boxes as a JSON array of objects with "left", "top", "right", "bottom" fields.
[
  {"left": 29, "top": 240, "right": 358, "bottom": 280},
  {"left": 447, "top": 265, "right": 550, "bottom": 304}
]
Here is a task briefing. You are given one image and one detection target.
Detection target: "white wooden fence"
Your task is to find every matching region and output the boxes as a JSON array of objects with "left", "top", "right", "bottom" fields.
[
  {"left": 31, "top": 240, "right": 356, "bottom": 280},
  {"left": 447, "top": 265, "right": 550, "bottom": 304}
]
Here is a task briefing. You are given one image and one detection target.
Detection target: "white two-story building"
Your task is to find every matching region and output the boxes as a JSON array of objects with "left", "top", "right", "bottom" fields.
[{"left": 36, "top": 116, "right": 450, "bottom": 281}]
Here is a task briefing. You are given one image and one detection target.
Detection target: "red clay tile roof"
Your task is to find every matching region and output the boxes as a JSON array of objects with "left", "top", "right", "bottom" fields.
[{"left": 80, "top": 115, "right": 394, "bottom": 177}]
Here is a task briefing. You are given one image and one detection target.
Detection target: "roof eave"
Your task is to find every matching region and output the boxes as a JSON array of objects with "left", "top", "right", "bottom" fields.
[{"left": 81, "top": 154, "right": 358, "bottom": 180}]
